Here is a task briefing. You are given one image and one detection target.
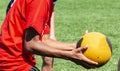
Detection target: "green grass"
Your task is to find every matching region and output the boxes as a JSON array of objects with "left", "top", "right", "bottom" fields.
[
  {"left": 0, "top": 0, "right": 120, "bottom": 71},
  {"left": 0, "top": 0, "right": 8, "bottom": 26}
]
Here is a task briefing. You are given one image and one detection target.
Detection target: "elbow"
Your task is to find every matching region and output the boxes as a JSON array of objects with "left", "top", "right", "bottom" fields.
[{"left": 24, "top": 27, "right": 40, "bottom": 53}]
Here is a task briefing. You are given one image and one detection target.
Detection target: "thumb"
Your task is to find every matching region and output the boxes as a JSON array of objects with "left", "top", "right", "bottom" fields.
[{"left": 81, "top": 45, "right": 88, "bottom": 52}]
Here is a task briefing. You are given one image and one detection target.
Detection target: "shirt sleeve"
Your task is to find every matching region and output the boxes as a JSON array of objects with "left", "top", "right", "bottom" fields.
[{"left": 25, "top": 0, "right": 53, "bottom": 35}]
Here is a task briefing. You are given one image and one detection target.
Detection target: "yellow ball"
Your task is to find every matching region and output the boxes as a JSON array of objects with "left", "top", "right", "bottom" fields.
[{"left": 77, "top": 32, "right": 112, "bottom": 67}]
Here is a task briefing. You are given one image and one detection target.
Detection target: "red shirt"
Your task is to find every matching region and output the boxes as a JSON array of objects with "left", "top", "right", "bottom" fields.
[{"left": 0, "top": 0, "right": 53, "bottom": 71}]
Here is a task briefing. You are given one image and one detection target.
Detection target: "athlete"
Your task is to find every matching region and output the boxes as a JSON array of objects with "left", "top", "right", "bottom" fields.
[
  {"left": 0, "top": 0, "right": 98, "bottom": 71},
  {"left": 6, "top": 0, "right": 57, "bottom": 71}
]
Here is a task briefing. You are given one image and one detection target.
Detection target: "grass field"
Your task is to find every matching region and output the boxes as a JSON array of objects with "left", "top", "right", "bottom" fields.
[{"left": 0, "top": 0, "right": 120, "bottom": 71}]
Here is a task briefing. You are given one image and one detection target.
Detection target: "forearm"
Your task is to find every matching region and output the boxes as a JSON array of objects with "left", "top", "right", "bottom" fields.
[
  {"left": 50, "top": 11, "right": 56, "bottom": 40},
  {"left": 25, "top": 39, "right": 72, "bottom": 60},
  {"left": 42, "top": 38, "right": 76, "bottom": 51}
]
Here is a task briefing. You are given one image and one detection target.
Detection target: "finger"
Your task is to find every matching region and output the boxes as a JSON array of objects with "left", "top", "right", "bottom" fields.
[
  {"left": 77, "top": 45, "right": 88, "bottom": 52},
  {"left": 81, "top": 54, "right": 98, "bottom": 65}
]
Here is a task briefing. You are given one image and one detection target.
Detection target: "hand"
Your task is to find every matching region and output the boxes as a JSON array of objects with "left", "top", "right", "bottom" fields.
[{"left": 70, "top": 46, "right": 98, "bottom": 69}]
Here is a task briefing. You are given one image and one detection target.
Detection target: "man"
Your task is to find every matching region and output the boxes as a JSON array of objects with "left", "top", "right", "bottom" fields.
[
  {"left": 6, "top": 0, "right": 56, "bottom": 71},
  {"left": 0, "top": 0, "right": 98, "bottom": 71}
]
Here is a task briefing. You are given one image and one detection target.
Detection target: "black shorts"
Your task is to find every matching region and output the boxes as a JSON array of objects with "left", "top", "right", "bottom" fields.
[{"left": 29, "top": 67, "right": 40, "bottom": 71}]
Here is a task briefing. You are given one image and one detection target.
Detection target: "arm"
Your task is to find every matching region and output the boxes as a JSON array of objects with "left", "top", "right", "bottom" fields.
[
  {"left": 24, "top": 27, "right": 98, "bottom": 65},
  {"left": 50, "top": 11, "right": 56, "bottom": 40},
  {"left": 42, "top": 38, "right": 76, "bottom": 51},
  {"left": 24, "top": 27, "right": 72, "bottom": 59}
]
